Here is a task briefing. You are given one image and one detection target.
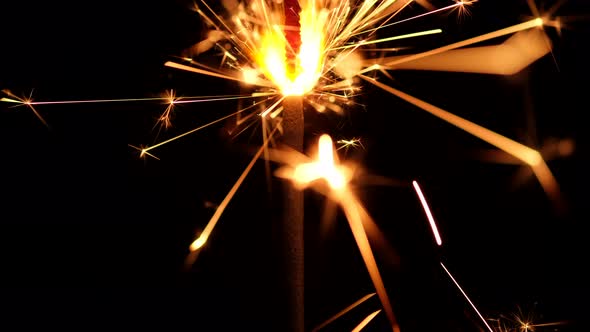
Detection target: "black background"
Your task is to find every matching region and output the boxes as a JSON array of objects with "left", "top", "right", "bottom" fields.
[{"left": 1, "top": 0, "right": 588, "bottom": 331}]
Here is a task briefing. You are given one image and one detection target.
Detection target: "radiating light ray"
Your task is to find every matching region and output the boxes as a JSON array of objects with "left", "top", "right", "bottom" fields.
[
  {"left": 361, "top": 75, "right": 541, "bottom": 165},
  {"left": 473, "top": 137, "right": 573, "bottom": 207},
  {"left": 366, "top": 18, "right": 544, "bottom": 72},
  {"left": 491, "top": 306, "right": 571, "bottom": 332},
  {"left": 331, "top": 29, "right": 442, "bottom": 51},
  {"left": 359, "top": 2, "right": 468, "bottom": 37},
  {"left": 412, "top": 180, "right": 442, "bottom": 246},
  {"left": 26, "top": 97, "right": 171, "bottom": 105},
  {"left": 165, "top": 61, "right": 274, "bottom": 88},
  {"left": 336, "top": 137, "right": 364, "bottom": 151},
  {"left": 440, "top": 262, "right": 494, "bottom": 332},
  {"left": 142, "top": 96, "right": 275, "bottom": 153},
  {"left": 2, "top": 94, "right": 261, "bottom": 106},
  {"left": 529, "top": 320, "right": 569, "bottom": 327},
  {"left": 339, "top": 189, "right": 399, "bottom": 332},
  {"left": 128, "top": 144, "right": 161, "bottom": 160},
  {"left": 2, "top": 90, "right": 48, "bottom": 127},
  {"left": 259, "top": 96, "right": 285, "bottom": 118},
  {"left": 376, "top": 28, "right": 551, "bottom": 75},
  {"left": 361, "top": 75, "right": 561, "bottom": 203},
  {"left": 0, "top": 97, "right": 22, "bottom": 103},
  {"left": 24, "top": 103, "right": 49, "bottom": 128},
  {"left": 189, "top": 124, "right": 280, "bottom": 252},
  {"left": 526, "top": 0, "right": 542, "bottom": 19},
  {"left": 351, "top": 309, "right": 382, "bottom": 332},
  {"left": 311, "top": 292, "right": 376, "bottom": 332}
]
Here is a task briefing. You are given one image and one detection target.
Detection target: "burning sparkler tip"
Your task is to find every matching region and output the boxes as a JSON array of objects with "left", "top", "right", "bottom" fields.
[{"left": 190, "top": 236, "right": 206, "bottom": 251}]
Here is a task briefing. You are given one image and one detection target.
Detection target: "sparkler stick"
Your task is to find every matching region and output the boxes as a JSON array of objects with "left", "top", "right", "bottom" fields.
[
  {"left": 282, "top": 2, "right": 304, "bottom": 331},
  {"left": 281, "top": 96, "right": 305, "bottom": 332}
]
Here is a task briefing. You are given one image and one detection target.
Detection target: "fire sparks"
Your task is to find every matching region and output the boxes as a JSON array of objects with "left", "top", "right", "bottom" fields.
[{"left": 2, "top": 0, "right": 577, "bottom": 331}]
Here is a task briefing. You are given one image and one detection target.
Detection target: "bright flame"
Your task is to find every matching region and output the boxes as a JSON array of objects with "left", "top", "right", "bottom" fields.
[
  {"left": 254, "top": 2, "right": 327, "bottom": 96},
  {"left": 292, "top": 134, "right": 348, "bottom": 189}
]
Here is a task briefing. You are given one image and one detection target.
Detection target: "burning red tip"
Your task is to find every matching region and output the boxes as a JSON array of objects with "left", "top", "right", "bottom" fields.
[{"left": 284, "top": 0, "right": 301, "bottom": 65}]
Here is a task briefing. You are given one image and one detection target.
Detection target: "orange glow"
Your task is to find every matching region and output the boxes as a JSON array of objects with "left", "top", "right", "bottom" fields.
[
  {"left": 362, "top": 76, "right": 543, "bottom": 166},
  {"left": 351, "top": 310, "right": 382, "bottom": 332},
  {"left": 370, "top": 18, "right": 544, "bottom": 71},
  {"left": 378, "top": 28, "right": 551, "bottom": 75},
  {"left": 253, "top": 2, "right": 327, "bottom": 96},
  {"left": 339, "top": 189, "right": 400, "bottom": 332},
  {"left": 362, "top": 75, "right": 562, "bottom": 204},
  {"left": 291, "top": 134, "right": 350, "bottom": 190}
]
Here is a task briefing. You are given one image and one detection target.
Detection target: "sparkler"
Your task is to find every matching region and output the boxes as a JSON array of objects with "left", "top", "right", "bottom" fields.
[{"left": 2, "top": 0, "right": 576, "bottom": 330}]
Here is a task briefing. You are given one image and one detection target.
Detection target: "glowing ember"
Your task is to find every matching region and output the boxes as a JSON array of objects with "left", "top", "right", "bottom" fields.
[{"left": 253, "top": 2, "right": 327, "bottom": 96}]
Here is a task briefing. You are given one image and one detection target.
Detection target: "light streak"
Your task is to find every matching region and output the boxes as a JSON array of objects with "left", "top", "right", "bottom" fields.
[
  {"left": 361, "top": 75, "right": 561, "bottom": 202},
  {"left": 0, "top": 97, "right": 22, "bottom": 103},
  {"left": 331, "top": 28, "right": 443, "bottom": 51},
  {"left": 440, "top": 262, "right": 494, "bottom": 332},
  {"left": 378, "top": 28, "right": 551, "bottom": 75},
  {"left": 412, "top": 181, "right": 442, "bottom": 246},
  {"left": 359, "top": 2, "right": 470, "bottom": 36},
  {"left": 189, "top": 124, "right": 280, "bottom": 252},
  {"left": 336, "top": 138, "right": 364, "bottom": 151},
  {"left": 375, "top": 18, "right": 544, "bottom": 70},
  {"left": 351, "top": 309, "right": 382, "bottom": 332},
  {"left": 339, "top": 189, "right": 399, "bottom": 332},
  {"left": 141, "top": 96, "right": 275, "bottom": 154},
  {"left": 165, "top": 61, "right": 273, "bottom": 88},
  {"left": 311, "top": 292, "right": 376, "bottom": 332},
  {"left": 2, "top": 89, "right": 48, "bottom": 127}
]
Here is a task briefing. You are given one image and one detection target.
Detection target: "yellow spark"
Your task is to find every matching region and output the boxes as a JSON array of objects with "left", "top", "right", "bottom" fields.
[
  {"left": 412, "top": 181, "right": 442, "bottom": 246},
  {"left": 311, "top": 293, "right": 376, "bottom": 332},
  {"left": 190, "top": 125, "right": 280, "bottom": 252},
  {"left": 142, "top": 96, "right": 274, "bottom": 153},
  {"left": 368, "top": 18, "right": 544, "bottom": 71},
  {"left": 336, "top": 137, "right": 364, "bottom": 151},
  {"left": 351, "top": 309, "right": 382, "bottom": 332},
  {"left": 358, "top": 2, "right": 468, "bottom": 36},
  {"left": 2, "top": 90, "right": 48, "bottom": 127},
  {"left": 331, "top": 28, "right": 443, "bottom": 51},
  {"left": 157, "top": 89, "right": 177, "bottom": 129},
  {"left": 165, "top": 61, "right": 273, "bottom": 88},
  {"left": 1, "top": 97, "right": 23, "bottom": 103},
  {"left": 378, "top": 28, "right": 551, "bottom": 75},
  {"left": 361, "top": 75, "right": 561, "bottom": 203}
]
